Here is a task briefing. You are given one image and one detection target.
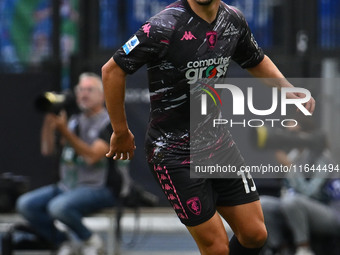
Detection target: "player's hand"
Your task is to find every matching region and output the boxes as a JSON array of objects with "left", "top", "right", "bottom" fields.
[
  {"left": 106, "top": 129, "right": 136, "bottom": 160},
  {"left": 286, "top": 91, "right": 316, "bottom": 115}
]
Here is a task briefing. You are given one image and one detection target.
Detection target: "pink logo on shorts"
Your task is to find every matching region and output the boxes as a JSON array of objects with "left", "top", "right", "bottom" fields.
[
  {"left": 168, "top": 194, "right": 176, "bottom": 200},
  {"left": 178, "top": 213, "right": 186, "bottom": 219},
  {"left": 173, "top": 203, "right": 181, "bottom": 210},
  {"left": 160, "top": 174, "right": 167, "bottom": 180},
  {"left": 164, "top": 184, "right": 172, "bottom": 191},
  {"left": 186, "top": 197, "right": 202, "bottom": 215}
]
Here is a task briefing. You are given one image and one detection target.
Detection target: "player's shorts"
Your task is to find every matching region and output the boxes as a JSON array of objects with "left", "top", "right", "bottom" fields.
[{"left": 147, "top": 142, "right": 259, "bottom": 227}]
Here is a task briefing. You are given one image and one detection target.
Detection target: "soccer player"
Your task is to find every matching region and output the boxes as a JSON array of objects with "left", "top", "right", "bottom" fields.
[{"left": 101, "top": 1, "right": 315, "bottom": 254}]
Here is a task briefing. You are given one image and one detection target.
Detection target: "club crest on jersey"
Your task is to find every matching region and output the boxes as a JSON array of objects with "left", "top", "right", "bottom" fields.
[
  {"left": 186, "top": 197, "right": 201, "bottom": 215},
  {"left": 206, "top": 31, "right": 217, "bottom": 48}
]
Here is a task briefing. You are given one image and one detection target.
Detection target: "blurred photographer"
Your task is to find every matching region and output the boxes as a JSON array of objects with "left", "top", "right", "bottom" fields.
[
  {"left": 260, "top": 118, "right": 340, "bottom": 255},
  {"left": 16, "top": 72, "right": 117, "bottom": 255}
]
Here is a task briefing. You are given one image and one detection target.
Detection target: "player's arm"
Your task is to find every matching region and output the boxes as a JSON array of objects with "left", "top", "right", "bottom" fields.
[
  {"left": 101, "top": 58, "right": 136, "bottom": 160},
  {"left": 247, "top": 55, "right": 284, "bottom": 80},
  {"left": 247, "top": 55, "right": 315, "bottom": 114}
]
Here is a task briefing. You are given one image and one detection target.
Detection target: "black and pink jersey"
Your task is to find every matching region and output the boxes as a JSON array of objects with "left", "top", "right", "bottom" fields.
[{"left": 113, "top": 0, "right": 264, "bottom": 165}]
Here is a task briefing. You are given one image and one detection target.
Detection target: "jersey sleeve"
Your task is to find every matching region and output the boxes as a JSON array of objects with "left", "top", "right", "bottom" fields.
[
  {"left": 113, "top": 16, "right": 172, "bottom": 74},
  {"left": 231, "top": 9, "right": 264, "bottom": 69}
]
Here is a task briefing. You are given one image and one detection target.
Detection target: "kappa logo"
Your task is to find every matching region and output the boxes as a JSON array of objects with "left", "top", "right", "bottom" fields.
[
  {"left": 223, "top": 23, "right": 239, "bottom": 36},
  {"left": 181, "top": 31, "right": 197, "bottom": 41},
  {"left": 186, "top": 197, "right": 202, "bottom": 215},
  {"left": 142, "top": 23, "right": 151, "bottom": 37}
]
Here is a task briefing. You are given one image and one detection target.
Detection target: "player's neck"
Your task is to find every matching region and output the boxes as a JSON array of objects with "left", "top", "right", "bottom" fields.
[{"left": 187, "top": 0, "right": 220, "bottom": 24}]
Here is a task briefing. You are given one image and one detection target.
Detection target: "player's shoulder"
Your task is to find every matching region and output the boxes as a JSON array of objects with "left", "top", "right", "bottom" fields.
[
  {"left": 148, "top": 1, "right": 186, "bottom": 30},
  {"left": 220, "top": 2, "right": 246, "bottom": 22},
  {"left": 157, "top": 1, "right": 186, "bottom": 17},
  {"left": 140, "top": 1, "right": 186, "bottom": 41}
]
